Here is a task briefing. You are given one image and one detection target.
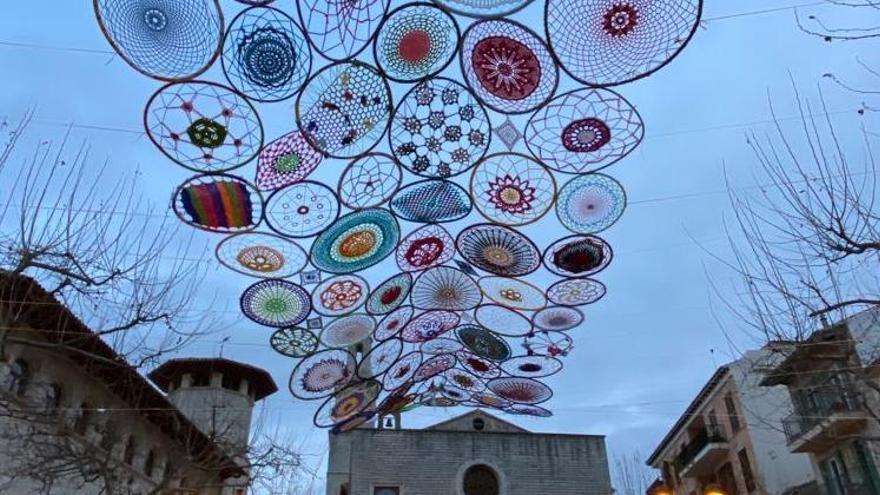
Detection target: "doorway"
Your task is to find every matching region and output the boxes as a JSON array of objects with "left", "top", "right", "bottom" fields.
[{"left": 463, "top": 465, "right": 500, "bottom": 495}]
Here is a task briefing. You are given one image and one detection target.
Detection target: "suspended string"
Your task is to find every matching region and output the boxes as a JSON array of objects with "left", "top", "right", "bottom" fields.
[
  {"left": 0, "top": 396, "right": 862, "bottom": 421},
  {"left": 10, "top": 102, "right": 863, "bottom": 148}
]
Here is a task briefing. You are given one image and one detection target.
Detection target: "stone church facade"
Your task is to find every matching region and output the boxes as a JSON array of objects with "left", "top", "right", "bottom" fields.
[{"left": 327, "top": 409, "right": 613, "bottom": 495}]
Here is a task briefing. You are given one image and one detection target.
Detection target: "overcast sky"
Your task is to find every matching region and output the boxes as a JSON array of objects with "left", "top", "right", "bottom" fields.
[{"left": 0, "top": 0, "right": 876, "bottom": 492}]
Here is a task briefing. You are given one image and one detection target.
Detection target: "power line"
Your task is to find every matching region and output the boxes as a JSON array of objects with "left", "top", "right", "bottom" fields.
[
  {"left": 0, "top": 241, "right": 217, "bottom": 265},
  {"left": 702, "top": 2, "right": 827, "bottom": 23},
  {"left": 0, "top": 397, "right": 865, "bottom": 424},
  {"left": 0, "top": 298, "right": 711, "bottom": 319},
  {"left": 0, "top": 39, "right": 115, "bottom": 56},
  {"left": 30, "top": 118, "right": 142, "bottom": 136},
  {"left": 8, "top": 321, "right": 864, "bottom": 351},
  {"left": 18, "top": 101, "right": 866, "bottom": 146},
  {"left": 644, "top": 108, "right": 858, "bottom": 141}
]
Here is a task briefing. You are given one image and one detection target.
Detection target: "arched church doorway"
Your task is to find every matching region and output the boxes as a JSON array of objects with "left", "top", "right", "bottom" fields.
[{"left": 463, "top": 464, "right": 500, "bottom": 495}]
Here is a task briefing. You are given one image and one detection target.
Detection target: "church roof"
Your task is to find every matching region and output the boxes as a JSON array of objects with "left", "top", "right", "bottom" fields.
[{"left": 425, "top": 409, "right": 531, "bottom": 433}]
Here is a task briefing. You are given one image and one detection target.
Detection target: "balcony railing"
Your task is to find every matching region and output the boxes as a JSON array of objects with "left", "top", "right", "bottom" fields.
[
  {"left": 782, "top": 386, "right": 863, "bottom": 444},
  {"left": 674, "top": 425, "right": 727, "bottom": 472}
]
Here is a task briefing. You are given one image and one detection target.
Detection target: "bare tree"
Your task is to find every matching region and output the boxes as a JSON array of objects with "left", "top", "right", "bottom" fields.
[
  {"left": 0, "top": 118, "right": 313, "bottom": 493},
  {"left": 245, "top": 403, "right": 322, "bottom": 495},
  {"left": 0, "top": 113, "right": 214, "bottom": 368},
  {"left": 721, "top": 88, "right": 878, "bottom": 344},
  {"left": 612, "top": 450, "right": 654, "bottom": 495},
  {"left": 711, "top": 85, "right": 880, "bottom": 446}
]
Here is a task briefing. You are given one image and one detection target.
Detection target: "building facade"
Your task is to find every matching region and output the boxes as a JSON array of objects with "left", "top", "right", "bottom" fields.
[
  {"left": 761, "top": 308, "right": 880, "bottom": 495},
  {"left": 327, "top": 409, "right": 613, "bottom": 495},
  {"left": 647, "top": 347, "right": 816, "bottom": 495},
  {"left": 0, "top": 274, "right": 277, "bottom": 494}
]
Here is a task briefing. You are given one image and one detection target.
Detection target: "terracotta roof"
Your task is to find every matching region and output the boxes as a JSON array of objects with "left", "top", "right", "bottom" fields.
[
  {"left": 149, "top": 357, "right": 278, "bottom": 401},
  {"left": 0, "top": 273, "right": 241, "bottom": 476}
]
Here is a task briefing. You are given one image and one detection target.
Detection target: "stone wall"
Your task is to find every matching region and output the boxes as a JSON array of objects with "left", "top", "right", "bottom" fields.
[
  {"left": 167, "top": 374, "right": 255, "bottom": 451},
  {"left": 0, "top": 332, "right": 230, "bottom": 494}
]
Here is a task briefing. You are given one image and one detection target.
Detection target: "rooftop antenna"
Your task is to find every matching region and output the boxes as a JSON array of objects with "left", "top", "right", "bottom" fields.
[{"left": 219, "top": 335, "right": 230, "bottom": 358}]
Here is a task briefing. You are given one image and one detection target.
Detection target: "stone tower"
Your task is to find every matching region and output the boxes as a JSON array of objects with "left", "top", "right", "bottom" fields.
[{"left": 148, "top": 358, "right": 277, "bottom": 453}]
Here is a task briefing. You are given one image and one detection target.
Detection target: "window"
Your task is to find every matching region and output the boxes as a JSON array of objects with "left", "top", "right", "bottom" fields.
[
  {"left": 473, "top": 417, "right": 485, "bottom": 431},
  {"left": 123, "top": 436, "right": 136, "bottom": 466},
  {"left": 662, "top": 462, "right": 676, "bottom": 488},
  {"left": 162, "top": 460, "right": 175, "bottom": 484},
  {"left": 725, "top": 393, "right": 741, "bottom": 433},
  {"left": 191, "top": 373, "right": 210, "bottom": 387},
  {"left": 852, "top": 442, "right": 880, "bottom": 493},
  {"left": 373, "top": 487, "right": 400, "bottom": 495},
  {"left": 5, "top": 359, "right": 29, "bottom": 397},
  {"left": 717, "top": 462, "right": 739, "bottom": 495},
  {"left": 834, "top": 450, "right": 851, "bottom": 483},
  {"left": 44, "top": 384, "right": 62, "bottom": 413},
  {"left": 708, "top": 409, "right": 721, "bottom": 436},
  {"left": 829, "top": 375, "right": 858, "bottom": 410},
  {"left": 144, "top": 450, "right": 155, "bottom": 477},
  {"left": 463, "top": 465, "right": 499, "bottom": 495},
  {"left": 100, "top": 420, "right": 117, "bottom": 452},
  {"left": 820, "top": 453, "right": 851, "bottom": 495},
  {"left": 222, "top": 374, "right": 241, "bottom": 392},
  {"left": 738, "top": 448, "right": 756, "bottom": 492},
  {"left": 74, "top": 402, "right": 92, "bottom": 435}
]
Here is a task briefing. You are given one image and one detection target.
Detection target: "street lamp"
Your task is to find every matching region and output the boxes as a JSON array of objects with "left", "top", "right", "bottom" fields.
[
  {"left": 654, "top": 486, "right": 673, "bottom": 495},
  {"left": 704, "top": 484, "right": 727, "bottom": 495}
]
